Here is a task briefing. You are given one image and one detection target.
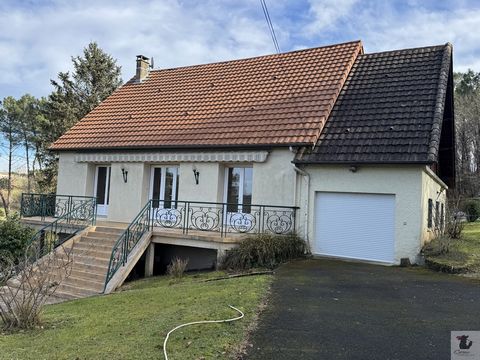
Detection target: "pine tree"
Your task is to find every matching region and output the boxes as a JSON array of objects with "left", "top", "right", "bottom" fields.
[{"left": 38, "top": 42, "right": 122, "bottom": 190}]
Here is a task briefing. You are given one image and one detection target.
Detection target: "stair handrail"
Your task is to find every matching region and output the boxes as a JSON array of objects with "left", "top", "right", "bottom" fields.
[
  {"left": 24, "top": 197, "right": 97, "bottom": 264},
  {"left": 104, "top": 200, "right": 152, "bottom": 291}
]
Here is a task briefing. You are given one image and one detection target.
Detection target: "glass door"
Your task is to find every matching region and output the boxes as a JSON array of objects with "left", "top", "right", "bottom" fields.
[
  {"left": 225, "top": 167, "right": 252, "bottom": 213},
  {"left": 150, "top": 166, "right": 179, "bottom": 211},
  {"left": 94, "top": 165, "right": 111, "bottom": 216},
  {"left": 224, "top": 167, "right": 254, "bottom": 232}
]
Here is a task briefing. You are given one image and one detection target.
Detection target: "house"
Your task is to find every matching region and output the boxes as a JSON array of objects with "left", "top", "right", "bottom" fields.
[{"left": 46, "top": 40, "right": 454, "bottom": 270}]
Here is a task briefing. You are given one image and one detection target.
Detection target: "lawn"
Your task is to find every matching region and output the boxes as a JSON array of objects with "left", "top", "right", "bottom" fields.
[
  {"left": 0, "top": 272, "right": 272, "bottom": 359},
  {"left": 424, "top": 222, "right": 480, "bottom": 272}
]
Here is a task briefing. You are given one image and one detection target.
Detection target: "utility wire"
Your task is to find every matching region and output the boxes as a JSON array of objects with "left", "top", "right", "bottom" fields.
[{"left": 260, "top": 0, "right": 280, "bottom": 53}]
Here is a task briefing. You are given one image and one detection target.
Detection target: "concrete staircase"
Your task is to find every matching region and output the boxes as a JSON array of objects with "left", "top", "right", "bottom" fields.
[{"left": 52, "top": 225, "right": 125, "bottom": 301}]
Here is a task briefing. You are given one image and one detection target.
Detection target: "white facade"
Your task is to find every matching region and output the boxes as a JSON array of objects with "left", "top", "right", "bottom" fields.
[{"left": 56, "top": 149, "right": 447, "bottom": 264}]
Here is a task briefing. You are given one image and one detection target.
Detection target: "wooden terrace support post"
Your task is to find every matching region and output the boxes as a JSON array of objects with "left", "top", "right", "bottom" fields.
[{"left": 144, "top": 242, "right": 155, "bottom": 277}]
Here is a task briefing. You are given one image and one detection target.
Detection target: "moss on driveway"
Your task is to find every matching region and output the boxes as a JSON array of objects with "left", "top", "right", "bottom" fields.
[{"left": 0, "top": 272, "right": 272, "bottom": 359}]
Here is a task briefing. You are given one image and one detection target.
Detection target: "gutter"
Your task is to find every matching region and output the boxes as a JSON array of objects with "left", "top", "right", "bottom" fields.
[
  {"left": 424, "top": 166, "right": 448, "bottom": 190},
  {"left": 290, "top": 147, "right": 310, "bottom": 243}
]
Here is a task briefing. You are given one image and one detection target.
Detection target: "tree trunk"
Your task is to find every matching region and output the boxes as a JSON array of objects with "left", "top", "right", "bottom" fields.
[
  {"left": 0, "top": 190, "right": 8, "bottom": 216},
  {"left": 7, "top": 126, "right": 13, "bottom": 215},
  {"left": 24, "top": 137, "right": 31, "bottom": 194}
]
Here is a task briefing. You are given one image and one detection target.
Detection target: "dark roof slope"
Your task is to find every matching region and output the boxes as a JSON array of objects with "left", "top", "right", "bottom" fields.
[
  {"left": 51, "top": 41, "right": 362, "bottom": 151},
  {"left": 295, "top": 44, "right": 452, "bottom": 164}
]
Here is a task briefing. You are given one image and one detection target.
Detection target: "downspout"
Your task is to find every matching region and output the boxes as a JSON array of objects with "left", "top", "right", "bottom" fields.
[{"left": 289, "top": 147, "right": 310, "bottom": 243}]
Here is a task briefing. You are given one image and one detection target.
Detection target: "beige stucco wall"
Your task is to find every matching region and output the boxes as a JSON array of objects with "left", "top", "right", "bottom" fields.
[
  {"left": 252, "top": 149, "right": 296, "bottom": 206},
  {"left": 56, "top": 152, "right": 94, "bottom": 196},
  {"left": 55, "top": 149, "right": 297, "bottom": 223},
  {"left": 420, "top": 167, "right": 448, "bottom": 245},
  {"left": 108, "top": 163, "right": 150, "bottom": 223},
  {"left": 300, "top": 164, "right": 425, "bottom": 264},
  {"left": 178, "top": 162, "right": 223, "bottom": 203}
]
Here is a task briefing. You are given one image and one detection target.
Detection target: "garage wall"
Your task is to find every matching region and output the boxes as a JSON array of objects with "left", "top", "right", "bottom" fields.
[
  {"left": 420, "top": 167, "right": 448, "bottom": 245},
  {"left": 301, "top": 165, "right": 425, "bottom": 264}
]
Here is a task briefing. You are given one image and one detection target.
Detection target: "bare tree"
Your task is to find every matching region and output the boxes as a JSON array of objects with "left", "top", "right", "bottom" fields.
[{"left": 0, "top": 240, "right": 74, "bottom": 330}]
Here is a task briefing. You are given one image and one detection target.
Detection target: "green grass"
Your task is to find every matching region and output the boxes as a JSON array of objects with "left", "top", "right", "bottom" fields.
[
  {"left": 0, "top": 272, "right": 272, "bottom": 359},
  {"left": 425, "top": 222, "right": 480, "bottom": 272}
]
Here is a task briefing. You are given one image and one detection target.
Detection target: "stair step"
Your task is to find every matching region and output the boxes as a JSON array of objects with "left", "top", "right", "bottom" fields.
[
  {"left": 51, "top": 288, "right": 82, "bottom": 300},
  {"left": 74, "top": 243, "right": 114, "bottom": 255},
  {"left": 80, "top": 235, "right": 118, "bottom": 244},
  {"left": 69, "top": 269, "right": 106, "bottom": 283},
  {"left": 94, "top": 226, "right": 126, "bottom": 235},
  {"left": 65, "top": 274, "right": 104, "bottom": 289},
  {"left": 70, "top": 260, "right": 108, "bottom": 274},
  {"left": 57, "top": 251, "right": 110, "bottom": 267},
  {"left": 85, "top": 231, "right": 121, "bottom": 240},
  {"left": 75, "top": 240, "right": 115, "bottom": 249},
  {"left": 56, "top": 282, "right": 100, "bottom": 297},
  {"left": 73, "top": 256, "right": 109, "bottom": 267},
  {"left": 61, "top": 278, "right": 103, "bottom": 293},
  {"left": 71, "top": 247, "right": 112, "bottom": 259}
]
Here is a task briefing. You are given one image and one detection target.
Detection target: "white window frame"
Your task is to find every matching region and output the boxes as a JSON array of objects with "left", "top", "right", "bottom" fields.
[
  {"left": 223, "top": 166, "right": 252, "bottom": 213},
  {"left": 94, "top": 165, "right": 111, "bottom": 216},
  {"left": 149, "top": 165, "right": 179, "bottom": 209}
]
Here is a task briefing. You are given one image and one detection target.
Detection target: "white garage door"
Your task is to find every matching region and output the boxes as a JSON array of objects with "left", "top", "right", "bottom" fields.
[{"left": 314, "top": 192, "right": 395, "bottom": 263}]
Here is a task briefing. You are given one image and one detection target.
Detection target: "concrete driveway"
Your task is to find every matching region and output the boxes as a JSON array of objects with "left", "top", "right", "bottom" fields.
[{"left": 246, "top": 259, "right": 480, "bottom": 360}]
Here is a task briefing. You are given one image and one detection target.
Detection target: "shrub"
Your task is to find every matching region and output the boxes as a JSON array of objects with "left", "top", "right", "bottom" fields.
[
  {"left": 422, "top": 235, "right": 452, "bottom": 257},
  {"left": 0, "top": 214, "right": 35, "bottom": 264},
  {"left": 447, "top": 212, "right": 464, "bottom": 239},
  {"left": 464, "top": 200, "right": 480, "bottom": 222},
  {"left": 220, "top": 233, "right": 307, "bottom": 271},
  {"left": 167, "top": 257, "right": 189, "bottom": 278}
]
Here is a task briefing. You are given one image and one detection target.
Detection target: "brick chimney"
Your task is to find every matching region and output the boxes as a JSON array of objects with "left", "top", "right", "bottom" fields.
[{"left": 136, "top": 55, "right": 150, "bottom": 82}]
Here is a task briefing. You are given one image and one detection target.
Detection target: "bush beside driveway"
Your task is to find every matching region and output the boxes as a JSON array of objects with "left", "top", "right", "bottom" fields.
[
  {"left": 424, "top": 222, "right": 480, "bottom": 275},
  {"left": 246, "top": 259, "right": 480, "bottom": 360}
]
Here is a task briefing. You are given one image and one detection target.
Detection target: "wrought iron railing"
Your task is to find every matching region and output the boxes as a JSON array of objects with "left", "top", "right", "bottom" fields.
[
  {"left": 28, "top": 197, "right": 97, "bottom": 258},
  {"left": 104, "top": 201, "right": 152, "bottom": 290},
  {"left": 104, "top": 199, "right": 297, "bottom": 290},
  {"left": 20, "top": 193, "right": 97, "bottom": 221},
  {"left": 151, "top": 200, "right": 298, "bottom": 236}
]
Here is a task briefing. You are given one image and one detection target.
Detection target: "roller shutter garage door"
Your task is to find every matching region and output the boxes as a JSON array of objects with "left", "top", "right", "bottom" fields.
[{"left": 314, "top": 192, "right": 395, "bottom": 263}]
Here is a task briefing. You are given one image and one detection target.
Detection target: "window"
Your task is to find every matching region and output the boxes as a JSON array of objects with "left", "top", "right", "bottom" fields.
[
  {"left": 95, "top": 166, "right": 111, "bottom": 206},
  {"left": 440, "top": 203, "right": 445, "bottom": 230},
  {"left": 225, "top": 167, "right": 253, "bottom": 213},
  {"left": 150, "top": 166, "right": 179, "bottom": 209},
  {"left": 428, "top": 199, "right": 433, "bottom": 228},
  {"left": 435, "top": 201, "right": 440, "bottom": 228}
]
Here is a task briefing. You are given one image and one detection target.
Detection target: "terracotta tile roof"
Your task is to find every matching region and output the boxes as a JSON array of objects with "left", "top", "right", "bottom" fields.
[
  {"left": 51, "top": 41, "right": 363, "bottom": 150},
  {"left": 295, "top": 44, "right": 453, "bottom": 164}
]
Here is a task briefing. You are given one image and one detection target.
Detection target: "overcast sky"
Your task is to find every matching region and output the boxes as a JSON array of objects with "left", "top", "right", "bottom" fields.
[{"left": 0, "top": 0, "right": 480, "bottom": 170}]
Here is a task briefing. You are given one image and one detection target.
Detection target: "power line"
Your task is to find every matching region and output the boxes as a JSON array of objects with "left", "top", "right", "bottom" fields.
[{"left": 260, "top": 0, "right": 280, "bottom": 54}]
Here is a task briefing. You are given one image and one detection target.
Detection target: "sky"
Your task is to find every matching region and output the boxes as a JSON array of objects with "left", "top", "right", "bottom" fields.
[{"left": 0, "top": 0, "right": 480, "bottom": 171}]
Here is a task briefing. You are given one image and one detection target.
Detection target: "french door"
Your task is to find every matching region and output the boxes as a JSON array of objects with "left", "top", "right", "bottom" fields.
[
  {"left": 224, "top": 167, "right": 253, "bottom": 213},
  {"left": 149, "top": 166, "right": 179, "bottom": 211},
  {"left": 224, "top": 167, "right": 254, "bottom": 232},
  {"left": 94, "top": 166, "right": 111, "bottom": 216}
]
